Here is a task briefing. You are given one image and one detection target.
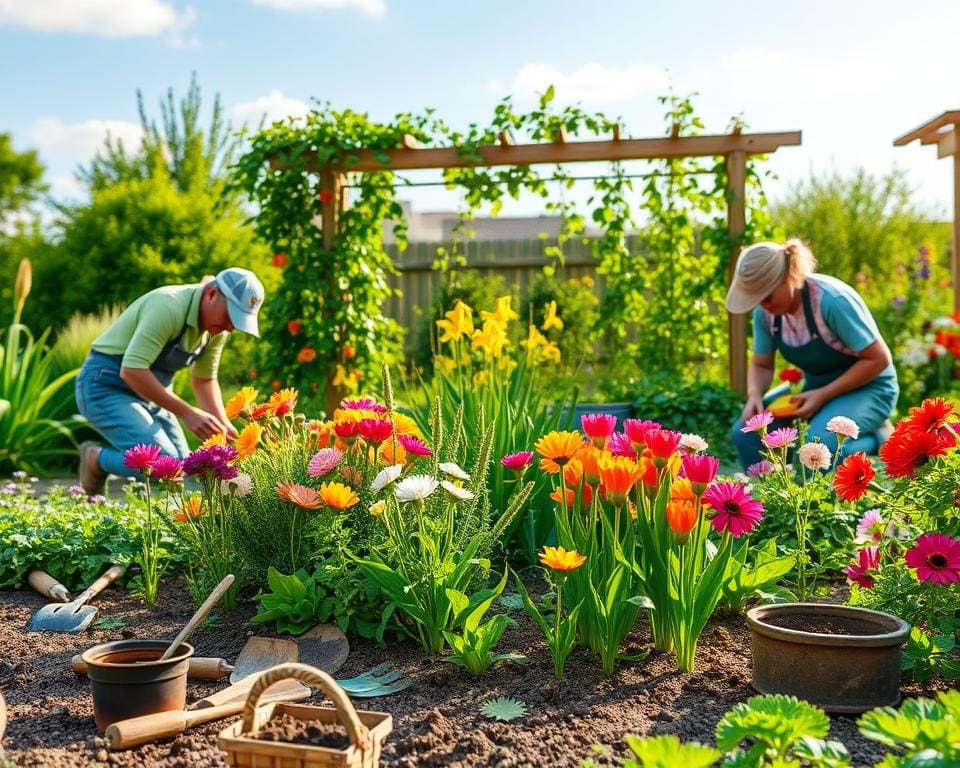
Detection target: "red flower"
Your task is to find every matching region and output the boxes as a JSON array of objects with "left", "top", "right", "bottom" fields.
[
  {"left": 358, "top": 418, "right": 393, "bottom": 444},
  {"left": 342, "top": 344, "right": 356, "bottom": 359},
  {"left": 645, "top": 428, "right": 682, "bottom": 464},
  {"left": 622, "top": 419, "right": 661, "bottom": 450},
  {"left": 318, "top": 190, "right": 334, "bottom": 204},
  {"left": 778, "top": 368, "right": 803, "bottom": 384},
  {"left": 251, "top": 403, "right": 271, "bottom": 420},
  {"left": 845, "top": 547, "right": 880, "bottom": 588},
  {"left": 287, "top": 320, "right": 302, "bottom": 336},
  {"left": 680, "top": 454, "right": 719, "bottom": 495},
  {"left": 297, "top": 346, "right": 317, "bottom": 363},
  {"left": 903, "top": 397, "right": 954, "bottom": 434},
  {"left": 272, "top": 252, "right": 287, "bottom": 268},
  {"left": 879, "top": 429, "right": 949, "bottom": 477},
  {"left": 334, "top": 420, "right": 361, "bottom": 441},
  {"left": 904, "top": 533, "right": 960, "bottom": 585},
  {"left": 833, "top": 452, "right": 875, "bottom": 501},
  {"left": 580, "top": 413, "right": 618, "bottom": 447}
]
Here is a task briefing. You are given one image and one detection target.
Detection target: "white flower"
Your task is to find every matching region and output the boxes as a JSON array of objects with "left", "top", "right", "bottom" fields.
[
  {"left": 797, "top": 442, "right": 832, "bottom": 471},
  {"left": 438, "top": 462, "right": 470, "bottom": 481},
  {"left": 679, "top": 433, "right": 708, "bottom": 454},
  {"left": 395, "top": 474, "right": 439, "bottom": 503},
  {"left": 826, "top": 416, "right": 860, "bottom": 440},
  {"left": 896, "top": 338, "right": 932, "bottom": 369},
  {"left": 930, "top": 316, "right": 956, "bottom": 329},
  {"left": 370, "top": 464, "right": 404, "bottom": 493},
  {"left": 440, "top": 480, "right": 474, "bottom": 500},
  {"left": 222, "top": 472, "right": 253, "bottom": 497}
]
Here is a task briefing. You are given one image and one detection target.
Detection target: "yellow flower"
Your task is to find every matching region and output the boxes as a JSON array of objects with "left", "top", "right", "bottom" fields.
[
  {"left": 541, "top": 301, "right": 564, "bottom": 332},
  {"left": 234, "top": 422, "right": 262, "bottom": 459},
  {"left": 434, "top": 355, "right": 457, "bottom": 376},
  {"left": 333, "top": 408, "right": 377, "bottom": 424},
  {"left": 541, "top": 342, "right": 561, "bottom": 364},
  {"left": 520, "top": 324, "right": 548, "bottom": 351},
  {"left": 539, "top": 545, "right": 586, "bottom": 572},
  {"left": 473, "top": 370, "right": 490, "bottom": 387},
  {"left": 498, "top": 357, "right": 518, "bottom": 376},
  {"left": 436, "top": 300, "right": 475, "bottom": 344},
  {"left": 369, "top": 500, "right": 386, "bottom": 517},
  {"left": 268, "top": 387, "right": 298, "bottom": 417},
  {"left": 581, "top": 275, "right": 595, "bottom": 288},
  {"left": 480, "top": 295, "right": 519, "bottom": 327},
  {"left": 535, "top": 430, "right": 585, "bottom": 474},
  {"left": 225, "top": 386, "right": 258, "bottom": 419},
  {"left": 175, "top": 495, "right": 203, "bottom": 523},
  {"left": 332, "top": 366, "right": 361, "bottom": 391},
  {"left": 390, "top": 412, "right": 420, "bottom": 436},
  {"left": 472, "top": 319, "right": 509, "bottom": 359},
  {"left": 318, "top": 481, "right": 359, "bottom": 510},
  {"left": 201, "top": 433, "right": 227, "bottom": 448}
]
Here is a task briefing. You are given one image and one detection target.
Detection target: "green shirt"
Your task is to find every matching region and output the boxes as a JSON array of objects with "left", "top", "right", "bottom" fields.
[{"left": 92, "top": 284, "right": 228, "bottom": 379}]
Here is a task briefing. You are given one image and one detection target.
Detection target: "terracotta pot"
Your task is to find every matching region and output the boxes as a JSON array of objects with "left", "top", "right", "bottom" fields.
[
  {"left": 746, "top": 603, "right": 909, "bottom": 713},
  {"left": 82, "top": 640, "right": 194, "bottom": 732}
]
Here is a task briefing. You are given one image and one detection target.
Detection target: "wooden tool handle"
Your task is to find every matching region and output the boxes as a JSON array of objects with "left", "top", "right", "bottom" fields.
[
  {"left": 27, "top": 570, "right": 71, "bottom": 602},
  {"left": 241, "top": 663, "right": 370, "bottom": 752},
  {"left": 105, "top": 703, "right": 239, "bottom": 750},
  {"left": 160, "top": 574, "right": 234, "bottom": 662},
  {"left": 71, "top": 655, "right": 233, "bottom": 680},
  {"left": 74, "top": 565, "right": 126, "bottom": 606}
]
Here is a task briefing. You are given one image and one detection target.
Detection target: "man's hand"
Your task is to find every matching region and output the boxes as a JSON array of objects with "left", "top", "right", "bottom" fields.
[
  {"left": 741, "top": 395, "right": 765, "bottom": 422},
  {"left": 789, "top": 388, "right": 829, "bottom": 420},
  {"left": 183, "top": 407, "right": 230, "bottom": 440}
]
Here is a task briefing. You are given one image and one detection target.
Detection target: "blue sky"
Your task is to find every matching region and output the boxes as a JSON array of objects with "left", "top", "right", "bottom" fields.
[{"left": 2, "top": 0, "right": 958, "bottom": 218}]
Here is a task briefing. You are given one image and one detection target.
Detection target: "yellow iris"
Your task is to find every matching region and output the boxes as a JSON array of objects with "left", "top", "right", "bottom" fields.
[
  {"left": 436, "top": 300, "right": 475, "bottom": 343},
  {"left": 472, "top": 319, "right": 509, "bottom": 359},
  {"left": 521, "top": 324, "right": 548, "bottom": 351},
  {"left": 480, "top": 295, "right": 519, "bottom": 327},
  {"left": 539, "top": 545, "right": 586, "bottom": 572},
  {"left": 541, "top": 300, "right": 564, "bottom": 332},
  {"left": 225, "top": 386, "right": 259, "bottom": 419},
  {"left": 318, "top": 481, "right": 359, "bottom": 510}
]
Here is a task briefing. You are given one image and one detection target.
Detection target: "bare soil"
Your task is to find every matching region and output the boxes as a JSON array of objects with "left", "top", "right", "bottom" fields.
[
  {"left": 255, "top": 713, "right": 350, "bottom": 749},
  {"left": 0, "top": 579, "right": 948, "bottom": 768}
]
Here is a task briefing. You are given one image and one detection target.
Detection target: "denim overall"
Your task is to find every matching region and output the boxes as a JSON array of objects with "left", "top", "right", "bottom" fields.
[
  {"left": 76, "top": 324, "right": 210, "bottom": 478},
  {"left": 731, "top": 281, "right": 898, "bottom": 469}
]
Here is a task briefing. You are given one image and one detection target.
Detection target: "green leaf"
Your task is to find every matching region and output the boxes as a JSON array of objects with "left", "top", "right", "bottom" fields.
[
  {"left": 623, "top": 734, "right": 721, "bottom": 768},
  {"left": 479, "top": 696, "right": 527, "bottom": 722}
]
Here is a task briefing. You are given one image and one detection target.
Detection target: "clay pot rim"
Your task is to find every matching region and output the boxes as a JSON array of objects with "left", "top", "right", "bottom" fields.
[
  {"left": 81, "top": 639, "right": 195, "bottom": 669},
  {"left": 746, "top": 603, "right": 910, "bottom": 648}
]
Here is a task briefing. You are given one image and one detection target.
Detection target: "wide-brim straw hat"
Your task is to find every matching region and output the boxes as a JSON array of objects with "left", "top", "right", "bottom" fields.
[{"left": 725, "top": 241, "right": 788, "bottom": 314}]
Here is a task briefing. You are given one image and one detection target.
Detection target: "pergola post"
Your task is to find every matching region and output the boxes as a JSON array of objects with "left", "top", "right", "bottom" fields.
[
  {"left": 319, "top": 165, "right": 347, "bottom": 414},
  {"left": 894, "top": 111, "right": 960, "bottom": 312},
  {"left": 726, "top": 150, "right": 747, "bottom": 395}
]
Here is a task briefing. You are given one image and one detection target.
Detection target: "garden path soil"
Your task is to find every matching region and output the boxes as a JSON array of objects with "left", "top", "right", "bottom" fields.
[{"left": 0, "top": 580, "right": 949, "bottom": 768}]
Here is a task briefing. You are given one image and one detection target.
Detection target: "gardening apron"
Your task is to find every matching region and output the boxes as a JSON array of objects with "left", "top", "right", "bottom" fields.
[
  {"left": 89, "top": 323, "right": 210, "bottom": 395},
  {"left": 771, "top": 280, "right": 858, "bottom": 391}
]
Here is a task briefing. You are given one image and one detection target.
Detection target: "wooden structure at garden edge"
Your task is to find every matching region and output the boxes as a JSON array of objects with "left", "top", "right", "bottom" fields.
[
  {"left": 895, "top": 111, "right": 960, "bottom": 312},
  {"left": 281, "top": 127, "right": 802, "bottom": 395}
]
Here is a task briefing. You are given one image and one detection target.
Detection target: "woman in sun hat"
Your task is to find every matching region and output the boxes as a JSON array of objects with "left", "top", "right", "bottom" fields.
[
  {"left": 75, "top": 267, "right": 266, "bottom": 494},
  {"left": 727, "top": 239, "right": 897, "bottom": 470}
]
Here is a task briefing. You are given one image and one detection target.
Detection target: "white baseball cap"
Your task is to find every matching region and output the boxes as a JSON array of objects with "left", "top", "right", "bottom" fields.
[{"left": 214, "top": 267, "right": 265, "bottom": 337}]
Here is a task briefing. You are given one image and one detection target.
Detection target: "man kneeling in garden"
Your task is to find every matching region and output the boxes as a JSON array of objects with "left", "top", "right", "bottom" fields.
[{"left": 76, "top": 268, "right": 265, "bottom": 495}]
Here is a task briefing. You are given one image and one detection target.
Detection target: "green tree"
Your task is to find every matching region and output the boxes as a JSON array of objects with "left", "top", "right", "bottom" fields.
[{"left": 0, "top": 133, "right": 45, "bottom": 214}]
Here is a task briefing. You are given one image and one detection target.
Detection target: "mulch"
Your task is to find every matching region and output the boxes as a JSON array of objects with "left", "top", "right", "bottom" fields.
[{"left": 0, "top": 579, "right": 948, "bottom": 768}]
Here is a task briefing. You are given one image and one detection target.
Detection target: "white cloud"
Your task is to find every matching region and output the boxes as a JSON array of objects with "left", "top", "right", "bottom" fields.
[
  {"left": 252, "top": 0, "right": 385, "bottom": 16},
  {"left": 0, "top": 0, "right": 196, "bottom": 38},
  {"left": 48, "top": 175, "right": 88, "bottom": 202},
  {"left": 27, "top": 117, "right": 143, "bottom": 163},
  {"left": 487, "top": 61, "right": 671, "bottom": 106},
  {"left": 229, "top": 91, "right": 311, "bottom": 129}
]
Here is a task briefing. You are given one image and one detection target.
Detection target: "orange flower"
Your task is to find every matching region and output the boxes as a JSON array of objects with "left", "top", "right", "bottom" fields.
[
  {"left": 175, "top": 495, "right": 203, "bottom": 523},
  {"left": 271, "top": 380, "right": 283, "bottom": 391},
  {"left": 535, "top": 430, "right": 585, "bottom": 474},
  {"left": 379, "top": 440, "right": 407, "bottom": 465},
  {"left": 308, "top": 420, "right": 335, "bottom": 449},
  {"left": 665, "top": 499, "right": 698, "bottom": 543},
  {"left": 318, "top": 482, "right": 359, "bottom": 510},
  {"left": 343, "top": 344, "right": 356, "bottom": 359},
  {"left": 272, "top": 252, "right": 287, "bottom": 268},
  {"left": 598, "top": 454, "right": 644, "bottom": 506},
  {"left": 639, "top": 456, "right": 658, "bottom": 488},
  {"left": 577, "top": 445, "right": 604, "bottom": 486},
  {"left": 268, "top": 387, "right": 298, "bottom": 417},
  {"left": 234, "top": 422, "right": 262, "bottom": 459},
  {"left": 539, "top": 545, "right": 586, "bottom": 572},
  {"left": 201, "top": 433, "right": 227, "bottom": 448},
  {"left": 287, "top": 320, "right": 302, "bottom": 336},
  {"left": 277, "top": 482, "right": 322, "bottom": 510},
  {"left": 225, "top": 386, "right": 258, "bottom": 419},
  {"left": 297, "top": 346, "right": 317, "bottom": 363},
  {"left": 670, "top": 476, "right": 697, "bottom": 503},
  {"left": 550, "top": 458, "right": 593, "bottom": 506},
  {"left": 340, "top": 466, "right": 363, "bottom": 486}
]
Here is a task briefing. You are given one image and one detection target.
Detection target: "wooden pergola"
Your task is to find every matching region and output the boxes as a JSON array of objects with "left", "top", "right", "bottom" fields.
[
  {"left": 895, "top": 111, "right": 960, "bottom": 312},
  {"left": 284, "top": 127, "right": 801, "bottom": 394}
]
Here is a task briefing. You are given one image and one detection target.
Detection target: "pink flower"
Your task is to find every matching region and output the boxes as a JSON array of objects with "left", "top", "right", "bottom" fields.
[
  {"left": 646, "top": 428, "right": 682, "bottom": 464},
  {"left": 740, "top": 411, "right": 774, "bottom": 434},
  {"left": 845, "top": 547, "right": 880, "bottom": 588},
  {"left": 500, "top": 451, "right": 534, "bottom": 470},
  {"left": 308, "top": 448, "right": 342, "bottom": 478},
  {"left": 341, "top": 398, "right": 387, "bottom": 413},
  {"left": 581, "top": 413, "right": 618, "bottom": 447},
  {"left": 747, "top": 460, "right": 774, "bottom": 478},
  {"left": 622, "top": 419, "right": 661, "bottom": 450},
  {"left": 797, "top": 442, "right": 831, "bottom": 471},
  {"left": 124, "top": 444, "right": 163, "bottom": 472},
  {"left": 702, "top": 481, "right": 765, "bottom": 538},
  {"left": 855, "top": 509, "right": 885, "bottom": 544},
  {"left": 398, "top": 434, "right": 433, "bottom": 457},
  {"left": 680, "top": 454, "right": 719, "bottom": 495},
  {"left": 826, "top": 416, "right": 860, "bottom": 440},
  {"left": 607, "top": 432, "right": 637, "bottom": 459},
  {"left": 762, "top": 427, "right": 799, "bottom": 450},
  {"left": 904, "top": 533, "right": 960, "bottom": 585},
  {"left": 149, "top": 455, "right": 184, "bottom": 481},
  {"left": 358, "top": 418, "right": 392, "bottom": 444}
]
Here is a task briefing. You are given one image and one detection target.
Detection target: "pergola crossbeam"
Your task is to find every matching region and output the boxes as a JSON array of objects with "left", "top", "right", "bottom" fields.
[{"left": 894, "top": 111, "right": 960, "bottom": 146}]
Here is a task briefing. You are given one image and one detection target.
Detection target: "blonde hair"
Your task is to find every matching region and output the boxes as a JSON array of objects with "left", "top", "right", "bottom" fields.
[{"left": 783, "top": 238, "right": 816, "bottom": 288}]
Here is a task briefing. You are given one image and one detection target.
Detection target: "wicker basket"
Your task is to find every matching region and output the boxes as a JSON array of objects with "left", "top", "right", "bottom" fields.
[{"left": 218, "top": 663, "right": 392, "bottom": 768}]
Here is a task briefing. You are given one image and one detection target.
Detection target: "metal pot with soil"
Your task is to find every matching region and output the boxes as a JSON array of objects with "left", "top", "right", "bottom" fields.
[{"left": 746, "top": 603, "right": 910, "bottom": 713}]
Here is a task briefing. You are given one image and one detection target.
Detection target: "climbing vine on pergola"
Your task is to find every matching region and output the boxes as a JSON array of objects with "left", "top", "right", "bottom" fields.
[{"left": 233, "top": 92, "right": 800, "bottom": 412}]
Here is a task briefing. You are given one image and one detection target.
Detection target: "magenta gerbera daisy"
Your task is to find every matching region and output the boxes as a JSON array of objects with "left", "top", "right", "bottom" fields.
[
  {"left": 845, "top": 547, "right": 880, "bottom": 588},
  {"left": 149, "top": 455, "right": 184, "bottom": 481},
  {"left": 702, "top": 481, "right": 765, "bottom": 538},
  {"left": 398, "top": 434, "right": 433, "bottom": 458},
  {"left": 499, "top": 451, "right": 533, "bottom": 470},
  {"left": 904, "top": 533, "right": 960, "bottom": 585},
  {"left": 607, "top": 432, "right": 637, "bottom": 459},
  {"left": 124, "top": 444, "right": 163, "bottom": 472}
]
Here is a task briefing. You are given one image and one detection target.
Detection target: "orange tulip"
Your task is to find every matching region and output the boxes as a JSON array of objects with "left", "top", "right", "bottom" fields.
[
  {"left": 665, "top": 499, "right": 698, "bottom": 544},
  {"left": 598, "top": 455, "right": 644, "bottom": 507}
]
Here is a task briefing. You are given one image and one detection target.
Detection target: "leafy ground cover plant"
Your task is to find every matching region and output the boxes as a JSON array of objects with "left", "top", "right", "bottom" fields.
[
  {"left": 251, "top": 567, "right": 327, "bottom": 635},
  {"left": 857, "top": 689, "right": 960, "bottom": 767}
]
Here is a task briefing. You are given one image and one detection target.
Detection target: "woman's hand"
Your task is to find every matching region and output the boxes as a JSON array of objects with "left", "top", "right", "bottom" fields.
[
  {"left": 741, "top": 395, "right": 765, "bottom": 422},
  {"left": 790, "top": 388, "right": 829, "bottom": 420}
]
